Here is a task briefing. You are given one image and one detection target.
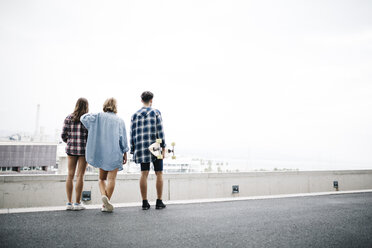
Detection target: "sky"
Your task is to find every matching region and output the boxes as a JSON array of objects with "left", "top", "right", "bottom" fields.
[{"left": 0, "top": 0, "right": 372, "bottom": 167}]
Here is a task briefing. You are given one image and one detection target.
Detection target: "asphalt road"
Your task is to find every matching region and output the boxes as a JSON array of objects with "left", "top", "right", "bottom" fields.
[{"left": 1, "top": 193, "right": 372, "bottom": 248}]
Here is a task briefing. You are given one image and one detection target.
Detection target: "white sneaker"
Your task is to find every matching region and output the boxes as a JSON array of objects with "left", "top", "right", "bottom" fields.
[
  {"left": 73, "top": 203, "right": 86, "bottom": 211},
  {"left": 101, "top": 195, "right": 114, "bottom": 212},
  {"left": 101, "top": 206, "right": 112, "bottom": 212},
  {"left": 66, "top": 203, "right": 73, "bottom": 211}
]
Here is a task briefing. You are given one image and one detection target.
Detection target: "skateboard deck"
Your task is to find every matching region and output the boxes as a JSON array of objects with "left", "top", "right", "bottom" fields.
[{"left": 149, "top": 139, "right": 176, "bottom": 159}]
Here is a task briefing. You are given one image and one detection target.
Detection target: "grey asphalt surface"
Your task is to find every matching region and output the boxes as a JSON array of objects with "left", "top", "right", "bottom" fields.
[{"left": 1, "top": 193, "right": 372, "bottom": 248}]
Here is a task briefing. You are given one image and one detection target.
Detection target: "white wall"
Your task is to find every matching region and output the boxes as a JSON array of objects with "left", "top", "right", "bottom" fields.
[{"left": 1, "top": 170, "right": 372, "bottom": 209}]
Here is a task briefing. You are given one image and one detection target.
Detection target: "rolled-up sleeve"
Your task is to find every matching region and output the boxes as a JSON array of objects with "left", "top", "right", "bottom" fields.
[
  {"left": 156, "top": 112, "right": 166, "bottom": 148},
  {"left": 80, "top": 113, "right": 97, "bottom": 130},
  {"left": 61, "top": 116, "right": 70, "bottom": 143},
  {"left": 120, "top": 120, "right": 129, "bottom": 153}
]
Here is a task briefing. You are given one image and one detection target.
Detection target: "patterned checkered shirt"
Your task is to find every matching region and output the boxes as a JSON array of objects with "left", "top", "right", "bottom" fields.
[
  {"left": 130, "top": 107, "right": 165, "bottom": 164},
  {"left": 61, "top": 114, "right": 88, "bottom": 156}
]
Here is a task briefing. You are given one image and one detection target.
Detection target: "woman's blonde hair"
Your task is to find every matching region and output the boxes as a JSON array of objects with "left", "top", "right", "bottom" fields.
[{"left": 103, "top": 98, "right": 117, "bottom": 113}]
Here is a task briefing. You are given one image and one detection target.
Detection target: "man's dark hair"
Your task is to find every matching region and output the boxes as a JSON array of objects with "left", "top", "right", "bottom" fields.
[{"left": 141, "top": 91, "right": 154, "bottom": 103}]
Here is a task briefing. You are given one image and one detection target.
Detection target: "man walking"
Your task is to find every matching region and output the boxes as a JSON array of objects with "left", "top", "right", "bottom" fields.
[{"left": 130, "top": 91, "right": 166, "bottom": 210}]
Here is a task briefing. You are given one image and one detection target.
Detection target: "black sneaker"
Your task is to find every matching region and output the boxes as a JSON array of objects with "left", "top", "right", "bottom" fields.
[
  {"left": 155, "top": 199, "right": 166, "bottom": 210},
  {"left": 142, "top": 200, "right": 150, "bottom": 210}
]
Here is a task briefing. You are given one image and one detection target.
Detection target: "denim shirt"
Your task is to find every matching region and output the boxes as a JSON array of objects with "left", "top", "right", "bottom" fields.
[{"left": 80, "top": 112, "right": 129, "bottom": 171}]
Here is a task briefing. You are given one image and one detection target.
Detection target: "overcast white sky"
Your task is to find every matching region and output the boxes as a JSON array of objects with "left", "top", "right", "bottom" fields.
[{"left": 1, "top": 0, "right": 372, "bottom": 166}]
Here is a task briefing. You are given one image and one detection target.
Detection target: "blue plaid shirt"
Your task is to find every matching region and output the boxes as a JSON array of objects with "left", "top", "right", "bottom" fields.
[{"left": 130, "top": 107, "right": 165, "bottom": 164}]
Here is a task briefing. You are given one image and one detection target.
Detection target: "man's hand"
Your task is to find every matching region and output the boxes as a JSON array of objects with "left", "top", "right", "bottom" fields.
[{"left": 123, "top": 152, "right": 127, "bottom": 164}]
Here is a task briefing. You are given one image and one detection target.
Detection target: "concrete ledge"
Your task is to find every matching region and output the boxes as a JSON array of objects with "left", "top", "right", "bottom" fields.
[
  {"left": 3, "top": 169, "right": 372, "bottom": 182},
  {"left": 1, "top": 170, "right": 372, "bottom": 209}
]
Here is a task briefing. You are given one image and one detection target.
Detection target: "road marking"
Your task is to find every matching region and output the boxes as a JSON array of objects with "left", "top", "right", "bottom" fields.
[{"left": 1, "top": 189, "right": 372, "bottom": 214}]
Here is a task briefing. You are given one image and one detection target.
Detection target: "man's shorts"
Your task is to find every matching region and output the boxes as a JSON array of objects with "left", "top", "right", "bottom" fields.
[{"left": 140, "top": 159, "right": 163, "bottom": 172}]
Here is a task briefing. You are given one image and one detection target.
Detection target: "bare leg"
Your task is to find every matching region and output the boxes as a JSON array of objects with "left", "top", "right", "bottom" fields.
[
  {"left": 75, "top": 156, "right": 87, "bottom": 204},
  {"left": 140, "top": 171, "right": 149, "bottom": 200},
  {"left": 66, "top": 156, "right": 78, "bottom": 203},
  {"left": 155, "top": 171, "right": 163, "bottom": 200},
  {"left": 106, "top": 169, "right": 118, "bottom": 200},
  {"left": 99, "top": 169, "right": 108, "bottom": 197}
]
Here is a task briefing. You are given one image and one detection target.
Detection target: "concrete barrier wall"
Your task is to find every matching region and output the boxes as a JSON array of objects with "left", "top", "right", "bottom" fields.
[{"left": 1, "top": 170, "right": 372, "bottom": 209}]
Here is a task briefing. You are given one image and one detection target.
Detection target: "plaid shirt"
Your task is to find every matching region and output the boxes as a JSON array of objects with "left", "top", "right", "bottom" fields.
[
  {"left": 61, "top": 114, "right": 88, "bottom": 156},
  {"left": 130, "top": 107, "right": 165, "bottom": 164}
]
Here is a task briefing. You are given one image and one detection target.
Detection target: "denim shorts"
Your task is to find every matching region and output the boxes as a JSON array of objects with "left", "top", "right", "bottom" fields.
[{"left": 140, "top": 159, "right": 163, "bottom": 172}]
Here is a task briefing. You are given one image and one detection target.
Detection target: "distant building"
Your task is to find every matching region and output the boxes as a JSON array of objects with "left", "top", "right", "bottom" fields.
[{"left": 0, "top": 142, "right": 57, "bottom": 173}]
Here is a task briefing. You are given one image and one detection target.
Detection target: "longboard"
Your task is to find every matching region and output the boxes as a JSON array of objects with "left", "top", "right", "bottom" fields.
[{"left": 149, "top": 139, "right": 176, "bottom": 159}]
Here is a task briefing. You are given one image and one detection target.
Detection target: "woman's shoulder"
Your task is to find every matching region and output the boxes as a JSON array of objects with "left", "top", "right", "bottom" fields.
[
  {"left": 115, "top": 114, "right": 126, "bottom": 125},
  {"left": 65, "top": 114, "right": 73, "bottom": 121}
]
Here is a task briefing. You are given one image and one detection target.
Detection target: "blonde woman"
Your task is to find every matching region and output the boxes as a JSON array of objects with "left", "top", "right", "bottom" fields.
[
  {"left": 61, "top": 98, "right": 89, "bottom": 211},
  {"left": 80, "top": 98, "right": 129, "bottom": 212}
]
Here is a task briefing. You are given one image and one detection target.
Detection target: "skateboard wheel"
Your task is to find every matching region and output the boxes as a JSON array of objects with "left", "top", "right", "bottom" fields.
[
  {"left": 172, "top": 156, "right": 176, "bottom": 160},
  {"left": 171, "top": 142, "right": 176, "bottom": 146},
  {"left": 157, "top": 155, "right": 163, "bottom": 159},
  {"left": 156, "top": 139, "right": 162, "bottom": 144}
]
